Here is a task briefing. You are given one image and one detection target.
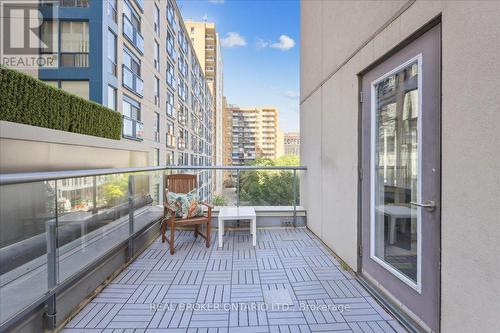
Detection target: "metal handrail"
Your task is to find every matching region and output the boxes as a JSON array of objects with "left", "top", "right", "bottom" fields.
[{"left": 0, "top": 165, "right": 307, "bottom": 186}]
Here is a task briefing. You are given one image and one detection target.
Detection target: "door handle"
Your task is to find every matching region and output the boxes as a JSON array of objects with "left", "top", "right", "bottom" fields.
[{"left": 410, "top": 200, "right": 436, "bottom": 211}]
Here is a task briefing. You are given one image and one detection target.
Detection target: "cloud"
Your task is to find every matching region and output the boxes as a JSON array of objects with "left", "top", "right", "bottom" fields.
[
  {"left": 220, "top": 32, "right": 247, "bottom": 48},
  {"left": 256, "top": 38, "right": 269, "bottom": 49},
  {"left": 208, "top": 0, "right": 224, "bottom": 4},
  {"left": 283, "top": 90, "right": 299, "bottom": 99},
  {"left": 270, "top": 35, "right": 295, "bottom": 51},
  {"left": 202, "top": 14, "right": 208, "bottom": 21}
]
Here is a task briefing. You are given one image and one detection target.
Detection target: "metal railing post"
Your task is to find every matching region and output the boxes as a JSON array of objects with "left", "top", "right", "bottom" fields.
[
  {"left": 92, "top": 175, "right": 97, "bottom": 214},
  {"left": 46, "top": 181, "right": 58, "bottom": 329},
  {"left": 128, "top": 175, "right": 134, "bottom": 259},
  {"left": 236, "top": 168, "right": 240, "bottom": 208},
  {"left": 293, "top": 168, "right": 297, "bottom": 227}
]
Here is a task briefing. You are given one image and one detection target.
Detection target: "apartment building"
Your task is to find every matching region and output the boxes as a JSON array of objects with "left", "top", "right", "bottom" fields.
[
  {"left": 185, "top": 20, "right": 223, "bottom": 193},
  {"left": 283, "top": 132, "right": 300, "bottom": 156},
  {"left": 227, "top": 105, "right": 281, "bottom": 165},
  {"left": 33, "top": 0, "right": 214, "bottom": 200}
]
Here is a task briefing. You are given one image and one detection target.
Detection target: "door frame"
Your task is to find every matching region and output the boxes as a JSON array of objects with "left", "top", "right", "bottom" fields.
[
  {"left": 356, "top": 16, "right": 442, "bottom": 332},
  {"left": 368, "top": 53, "right": 423, "bottom": 293}
]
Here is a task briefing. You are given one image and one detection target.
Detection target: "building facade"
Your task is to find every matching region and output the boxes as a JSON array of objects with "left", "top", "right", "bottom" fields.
[
  {"left": 301, "top": 1, "right": 500, "bottom": 332},
  {"left": 185, "top": 20, "right": 223, "bottom": 193},
  {"left": 36, "top": 0, "right": 214, "bottom": 200},
  {"left": 283, "top": 132, "right": 300, "bottom": 156},
  {"left": 227, "top": 105, "right": 281, "bottom": 165}
]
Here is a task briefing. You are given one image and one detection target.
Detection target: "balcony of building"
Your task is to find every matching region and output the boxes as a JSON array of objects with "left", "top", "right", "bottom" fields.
[{"left": 0, "top": 166, "right": 407, "bottom": 332}]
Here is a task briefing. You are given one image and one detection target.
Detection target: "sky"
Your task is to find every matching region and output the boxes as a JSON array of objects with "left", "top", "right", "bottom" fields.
[{"left": 178, "top": 0, "right": 300, "bottom": 133}]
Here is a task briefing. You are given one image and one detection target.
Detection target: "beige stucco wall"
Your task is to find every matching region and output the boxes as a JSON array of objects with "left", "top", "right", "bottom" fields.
[{"left": 301, "top": 1, "right": 500, "bottom": 332}]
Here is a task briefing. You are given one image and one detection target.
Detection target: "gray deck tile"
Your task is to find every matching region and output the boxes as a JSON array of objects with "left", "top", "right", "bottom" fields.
[{"left": 63, "top": 228, "right": 405, "bottom": 332}]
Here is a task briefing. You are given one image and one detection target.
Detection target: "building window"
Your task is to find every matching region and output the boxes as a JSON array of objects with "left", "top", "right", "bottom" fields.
[
  {"left": 59, "top": 21, "right": 89, "bottom": 67},
  {"left": 178, "top": 77, "right": 187, "bottom": 102},
  {"left": 154, "top": 76, "right": 160, "bottom": 106},
  {"left": 166, "top": 150, "right": 174, "bottom": 165},
  {"left": 166, "top": 121, "right": 175, "bottom": 148},
  {"left": 107, "top": 85, "right": 116, "bottom": 111},
  {"left": 123, "top": 47, "right": 143, "bottom": 96},
  {"left": 166, "top": 91, "right": 175, "bottom": 118},
  {"left": 166, "top": 61, "right": 175, "bottom": 89},
  {"left": 178, "top": 55, "right": 187, "bottom": 77},
  {"left": 107, "top": 0, "right": 117, "bottom": 23},
  {"left": 166, "top": 0, "right": 176, "bottom": 30},
  {"left": 122, "top": 96, "right": 143, "bottom": 140},
  {"left": 166, "top": 31, "right": 175, "bottom": 58},
  {"left": 154, "top": 4, "right": 160, "bottom": 35},
  {"left": 154, "top": 40, "right": 160, "bottom": 71},
  {"left": 107, "top": 29, "right": 117, "bottom": 76},
  {"left": 154, "top": 112, "right": 160, "bottom": 142},
  {"left": 45, "top": 80, "right": 89, "bottom": 99},
  {"left": 61, "top": 81, "right": 89, "bottom": 99},
  {"left": 123, "top": 0, "right": 144, "bottom": 53},
  {"left": 153, "top": 148, "right": 159, "bottom": 166},
  {"left": 178, "top": 103, "right": 187, "bottom": 127}
]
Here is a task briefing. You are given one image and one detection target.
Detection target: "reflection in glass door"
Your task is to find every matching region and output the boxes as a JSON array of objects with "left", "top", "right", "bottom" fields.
[{"left": 371, "top": 56, "right": 421, "bottom": 288}]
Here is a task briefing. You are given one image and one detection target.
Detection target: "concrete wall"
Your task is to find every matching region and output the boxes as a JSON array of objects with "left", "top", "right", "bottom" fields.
[
  {"left": 300, "top": 1, "right": 500, "bottom": 332},
  {"left": 0, "top": 121, "right": 149, "bottom": 172}
]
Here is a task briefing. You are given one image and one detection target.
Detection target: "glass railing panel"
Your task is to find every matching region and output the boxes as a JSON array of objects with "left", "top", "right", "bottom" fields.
[
  {"left": 55, "top": 174, "right": 135, "bottom": 282},
  {"left": 0, "top": 180, "right": 56, "bottom": 325},
  {"left": 131, "top": 172, "right": 163, "bottom": 233}
]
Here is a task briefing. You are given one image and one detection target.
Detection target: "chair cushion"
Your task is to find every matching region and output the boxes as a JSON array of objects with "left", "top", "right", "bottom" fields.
[{"left": 166, "top": 190, "right": 204, "bottom": 219}]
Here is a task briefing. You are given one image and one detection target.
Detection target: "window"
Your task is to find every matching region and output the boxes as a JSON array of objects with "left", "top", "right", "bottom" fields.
[
  {"left": 178, "top": 29, "right": 187, "bottom": 54},
  {"left": 166, "top": 31, "right": 175, "bottom": 58},
  {"left": 178, "top": 55, "right": 187, "bottom": 77},
  {"left": 123, "top": 47, "right": 143, "bottom": 96},
  {"left": 167, "top": 1, "right": 175, "bottom": 29},
  {"left": 166, "top": 91, "right": 174, "bottom": 118},
  {"left": 154, "top": 112, "right": 160, "bottom": 142},
  {"left": 166, "top": 62, "right": 175, "bottom": 89},
  {"left": 107, "top": 0, "right": 117, "bottom": 23},
  {"left": 154, "top": 40, "right": 160, "bottom": 71},
  {"left": 123, "top": 0, "right": 144, "bottom": 53},
  {"left": 166, "top": 150, "right": 174, "bottom": 165},
  {"left": 107, "top": 85, "right": 117, "bottom": 110},
  {"left": 107, "top": 29, "right": 117, "bottom": 76},
  {"left": 166, "top": 121, "right": 175, "bottom": 148},
  {"left": 60, "top": 21, "right": 89, "bottom": 67},
  {"left": 178, "top": 77, "right": 187, "bottom": 102},
  {"left": 60, "top": 81, "right": 89, "bottom": 99},
  {"left": 122, "top": 96, "right": 143, "bottom": 140},
  {"left": 190, "top": 27, "right": 194, "bottom": 34},
  {"left": 154, "top": 76, "right": 160, "bottom": 106},
  {"left": 41, "top": 21, "right": 58, "bottom": 54},
  {"left": 154, "top": 4, "right": 160, "bottom": 35},
  {"left": 178, "top": 103, "right": 187, "bottom": 127},
  {"left": 153, "top": 148, "right": 159, "bottom": 166}
]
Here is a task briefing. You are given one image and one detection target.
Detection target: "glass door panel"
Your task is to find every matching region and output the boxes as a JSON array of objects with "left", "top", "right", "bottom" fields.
[{"left": 372, "top": 59, "right": 420, "bottom": 286}]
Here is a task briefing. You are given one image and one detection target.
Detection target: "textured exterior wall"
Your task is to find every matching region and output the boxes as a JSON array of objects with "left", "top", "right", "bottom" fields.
[{"left": 301, "top": 1, "right": 500, "bottom": 332}]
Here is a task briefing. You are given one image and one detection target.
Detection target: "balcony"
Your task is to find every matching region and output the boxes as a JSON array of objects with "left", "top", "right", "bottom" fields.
[
  {"left": 0, "top": 166, "right": 406, "bottom": 332},
  {"left": 123, "top": 15, "right": 144, "bottom": 54},
  {"left": 122, "top": 65, "right": 144, "bottom": 97}
]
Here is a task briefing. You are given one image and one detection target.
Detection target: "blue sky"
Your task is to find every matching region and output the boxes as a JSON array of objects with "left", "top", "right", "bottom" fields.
[{"left": 178, "top": 0, "right": 300, "bottom": 132}]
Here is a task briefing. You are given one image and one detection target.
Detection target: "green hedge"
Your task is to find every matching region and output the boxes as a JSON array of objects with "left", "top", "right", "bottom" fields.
[{"left": 0, "top": 66, "right": 121, "bottom": 140}]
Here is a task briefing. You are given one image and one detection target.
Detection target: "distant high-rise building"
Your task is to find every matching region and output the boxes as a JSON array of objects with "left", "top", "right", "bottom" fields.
[
  {"left": 226, "top": 106, "right": 281, "bottom": 165},
  {"left": 284, "top": 132, "right": 300, "bottom": 156},
  {"left": 185, "top": 20, "right": 223, "bottom": 193}
]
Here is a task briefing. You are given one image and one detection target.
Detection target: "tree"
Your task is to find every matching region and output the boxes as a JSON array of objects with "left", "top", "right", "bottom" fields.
[{"left": 239, "top": 156, "right": 300, "bottom": 206}]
